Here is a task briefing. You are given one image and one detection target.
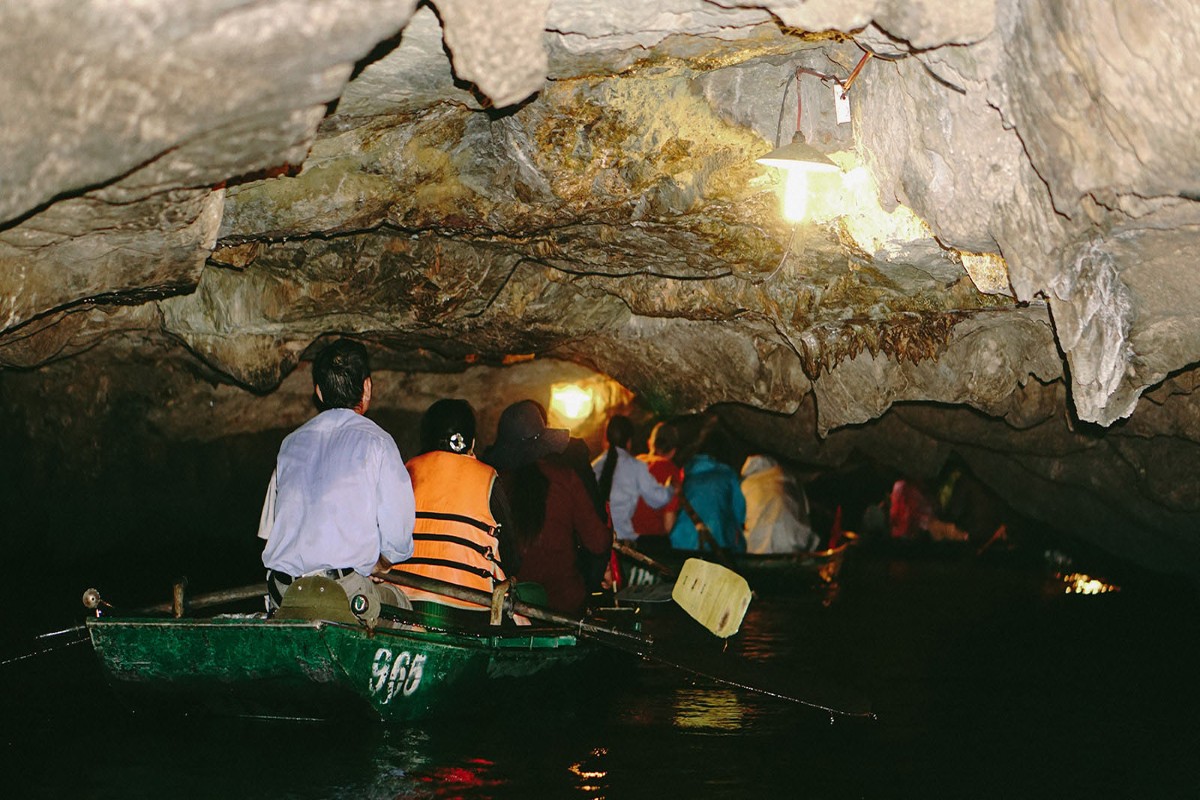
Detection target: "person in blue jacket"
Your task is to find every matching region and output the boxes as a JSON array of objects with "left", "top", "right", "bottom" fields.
[{"left": 669, "top": 425, "right": 746, "bottom": 554}]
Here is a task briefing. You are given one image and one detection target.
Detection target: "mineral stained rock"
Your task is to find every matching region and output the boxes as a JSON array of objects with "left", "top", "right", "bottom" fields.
[{"left": 3, "top": 1, "right": 1200, "bottom": 576}]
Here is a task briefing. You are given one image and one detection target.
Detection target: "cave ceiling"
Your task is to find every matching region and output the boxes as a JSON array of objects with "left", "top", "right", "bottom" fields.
[{"left": 4, "top": 1, "right": 1200, "bottom": 574}]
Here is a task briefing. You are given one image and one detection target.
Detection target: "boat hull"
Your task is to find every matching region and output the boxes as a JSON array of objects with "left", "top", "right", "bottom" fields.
[
  {"left": 616, "top": 534, "right": 856, "bottom": 601},
  {"left": 87, "top": 615, "right": 587, "bottom": 722}
]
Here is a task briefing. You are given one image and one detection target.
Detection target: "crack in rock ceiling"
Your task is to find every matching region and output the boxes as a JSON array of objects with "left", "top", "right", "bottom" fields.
[{"left": 3, "top": 1, "right": 1200, "bottom": 575}]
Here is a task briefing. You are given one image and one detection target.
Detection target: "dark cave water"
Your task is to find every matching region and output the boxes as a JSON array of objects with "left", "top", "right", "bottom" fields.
[
  {"left": 2, "top": 431, "right": 1199, "bottom": 799},
  {"left": 4, "top": 543, "right": 1199, "bottom": 798}
]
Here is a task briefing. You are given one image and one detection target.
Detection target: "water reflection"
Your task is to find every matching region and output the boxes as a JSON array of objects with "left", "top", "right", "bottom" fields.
[
  {"left": 6, "top": 546, "right": 1199, "bottom": 799},
  {"left": 568, "top": 747, "right": 609, "bottom": 797},
  {"left": 408, "top": 758, "right": 502, "bottom": 798},
  {"left": 1060, "top": 572, "right": 1120, "bottom": 595},
  {"left": 671, "top": 687, "right": 747, "bottom": 731}
]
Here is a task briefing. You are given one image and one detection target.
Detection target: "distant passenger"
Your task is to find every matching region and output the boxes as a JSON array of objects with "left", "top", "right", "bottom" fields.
[
  {"left": 593, "top": 415, "right": 675, "bottom": 547},
  {"left": 888, "top": 478, "right": 935, "bottom": 539},
  {"left": 670, "top": 425, "right": 746, "bottom": 555},
  {"left": 530, "top": 400, "right": 607, "bottom": 523},
  {"left": 391, "top": 399, "right": 517, "bottom": 622},
  {"left": 630, "top": 421, "right": 683, "bottom": 556},
  {"left": 485, "top": 400, "right": 611, "bottom": 615},
  {"left": 258, "top": 338, "right": 414, "bottom": 626},
  {"left": 740, "top": 454, "right": 820, "bottom": 554}
]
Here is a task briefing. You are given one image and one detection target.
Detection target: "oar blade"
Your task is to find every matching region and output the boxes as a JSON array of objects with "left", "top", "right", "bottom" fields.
[{"left": 672, "top": 558, "right": 751, "bottom": 638}]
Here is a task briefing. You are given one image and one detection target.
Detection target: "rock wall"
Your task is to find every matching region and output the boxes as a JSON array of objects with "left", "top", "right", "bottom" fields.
[{"left": 2, "top": 1, "right": 1200, "bottom": 576}]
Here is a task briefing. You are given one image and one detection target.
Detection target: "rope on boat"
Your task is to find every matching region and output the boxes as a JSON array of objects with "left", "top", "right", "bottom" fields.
[
  {"left": 0, "top": 630, "right": 89, "bottom": 667},
  {"left": 38, "top": 624, "right": 86, "bottom": 639}
]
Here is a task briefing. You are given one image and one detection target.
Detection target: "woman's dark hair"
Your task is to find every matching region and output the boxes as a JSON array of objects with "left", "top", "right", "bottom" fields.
[
  {"left": 597, "top": 415, "right": 634, "bottom": 506},
  {"left": 312, "top": 339, "right": 370, "bottom": 410},
  {"left": 504, "top": 463, "right": 550, "bottom": 546},
  {"left": 419, "top": 399, "right": 476, "bottom": 455},
  {"left": 648, "top": 421, "right": 678, "bottom": 455},
  {"left": 696, "top": 424, "right": 737, "bottom": 467}
]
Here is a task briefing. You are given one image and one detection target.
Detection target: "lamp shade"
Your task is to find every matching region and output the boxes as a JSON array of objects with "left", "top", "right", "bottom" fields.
[{"left": 756, "top": 133, "right": 839, "bottom": 173}]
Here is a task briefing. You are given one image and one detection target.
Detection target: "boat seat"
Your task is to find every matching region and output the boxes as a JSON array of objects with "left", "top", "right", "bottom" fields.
[{"left": 274, "top": 575, "right": 360, "bottom": 624}]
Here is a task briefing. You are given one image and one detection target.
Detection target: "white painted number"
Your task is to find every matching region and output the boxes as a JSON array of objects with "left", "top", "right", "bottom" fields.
[{"left": 369, "top": 647, "right": 427, "bottom": 703}]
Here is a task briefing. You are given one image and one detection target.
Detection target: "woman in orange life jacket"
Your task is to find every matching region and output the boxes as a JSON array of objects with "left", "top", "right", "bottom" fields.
[{"left": 390, "top": 399, "right": 519, "bottom": 625}]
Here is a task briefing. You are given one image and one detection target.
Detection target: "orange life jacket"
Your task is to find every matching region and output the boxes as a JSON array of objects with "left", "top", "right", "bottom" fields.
[{"left": 393, "top": 450, "right": 504, "bottom": 611}]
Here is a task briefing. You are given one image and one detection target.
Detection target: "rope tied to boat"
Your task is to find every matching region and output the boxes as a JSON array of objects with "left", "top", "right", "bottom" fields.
[{"left": 0, "top": 632, "right": 88, "bottom": 667}]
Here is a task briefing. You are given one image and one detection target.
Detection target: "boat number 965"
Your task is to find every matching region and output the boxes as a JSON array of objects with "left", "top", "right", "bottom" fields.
[{"left": 370, "top": 647, "right": 427, "bottom": 702}]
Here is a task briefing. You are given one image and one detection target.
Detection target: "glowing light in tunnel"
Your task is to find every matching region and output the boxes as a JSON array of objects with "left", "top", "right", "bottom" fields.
[
  {"left": 803, "top": 160, "right": 933, "bottom": 253},
  {"left": 782, "top": 168, "right": 810, "bottom": 222},
  {"left": 550, "top": 383, "right": 594, "bottom": 421},
  {"left": 757, "top": 138, "right": 840, "bottom": 223},
  {"left": 1061, "top": 573, "right": 1120, "bottom": 595}
]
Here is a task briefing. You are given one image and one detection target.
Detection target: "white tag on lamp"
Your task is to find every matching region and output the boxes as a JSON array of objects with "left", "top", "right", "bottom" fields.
[{"left": 834, "top": 84, "right": 851, "bottom": 124}]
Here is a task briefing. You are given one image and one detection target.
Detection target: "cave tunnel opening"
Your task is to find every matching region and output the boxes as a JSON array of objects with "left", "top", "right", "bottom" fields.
[
  {"left": 4, "top": 350, "right": 1200, "bottom": 799},
  {"left": 0, "top": 351, "right": 1180, "bottom": 621}
]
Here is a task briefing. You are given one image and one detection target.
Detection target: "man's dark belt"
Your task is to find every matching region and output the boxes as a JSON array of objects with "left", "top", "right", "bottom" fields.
[{"left": 269, "top": 567, "right": 356, "bottom": 586}]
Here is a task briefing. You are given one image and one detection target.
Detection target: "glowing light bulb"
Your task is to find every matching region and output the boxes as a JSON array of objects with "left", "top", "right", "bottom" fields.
[
  {"left": 550, "top": 383, "right": 593, "bottom": 421},
  {"left": 782, "top": 168, "right": 809, "bottom": 222}
]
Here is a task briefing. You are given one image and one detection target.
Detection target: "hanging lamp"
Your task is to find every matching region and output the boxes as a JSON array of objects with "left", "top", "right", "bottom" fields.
[{"left": 756, "top": 132, "right": 839, "bottom": 173}]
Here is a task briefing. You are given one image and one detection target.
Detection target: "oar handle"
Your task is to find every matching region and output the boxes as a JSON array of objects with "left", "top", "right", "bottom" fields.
[
  {"left": 372, "top": 570, "right": 653, "bottom": 649},
  {"left": 612, "top": 541, "right": 677, "bottom": 578},
  {"left": 84, "top": 584, "right": 266, "bottom": 616}
]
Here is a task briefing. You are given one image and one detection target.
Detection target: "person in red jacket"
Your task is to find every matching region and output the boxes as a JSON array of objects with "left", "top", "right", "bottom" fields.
[
  {"left": 630, "top": 421, "right": 683, "bottom": 557},
  {"left": 484, "top": 400, "right": 611, "bottom": 615}
]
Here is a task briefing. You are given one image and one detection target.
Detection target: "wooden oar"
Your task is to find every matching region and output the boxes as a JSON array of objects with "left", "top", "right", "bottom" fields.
[
  {"left": 609, "top": 543, "right": 750, "bottom": 637},
  {"left": 374, "top": 570, "right": 874, "bottom": 720},
  {"left": 677, "top": 493, "right": 736, "bottom": 569},
  {"left": 82, "top": 583, "right": 266, "bottom": 616},
  {"left": 671, "top": 558, "right": 752, "bottom": 639},
  {"left": 612, "top": 540, "right": 678, "bottom": 578}
]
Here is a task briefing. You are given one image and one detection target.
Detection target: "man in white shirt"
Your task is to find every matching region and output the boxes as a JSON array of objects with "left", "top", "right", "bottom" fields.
[{"left": 258, "top": 339, "right": 415, "bottom": 625}]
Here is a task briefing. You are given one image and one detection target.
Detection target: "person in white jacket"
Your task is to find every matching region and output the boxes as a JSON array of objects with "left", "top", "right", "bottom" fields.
[
  {"left": 592, "top": 415, "right": 674, "bottom": 543},
  {"left": 740, "top": 454, "right": 820, "bottom": 554}
]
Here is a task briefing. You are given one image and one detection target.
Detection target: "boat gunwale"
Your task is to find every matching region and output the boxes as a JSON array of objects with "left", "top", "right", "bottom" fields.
[{"left": 84, "top": 613, "right": 582, "bottom": 651}]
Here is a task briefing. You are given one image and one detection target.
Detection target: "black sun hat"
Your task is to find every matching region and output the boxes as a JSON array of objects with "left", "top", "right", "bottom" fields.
[{"left": 485, "top": 399, "right": 569, "bottom": 469}]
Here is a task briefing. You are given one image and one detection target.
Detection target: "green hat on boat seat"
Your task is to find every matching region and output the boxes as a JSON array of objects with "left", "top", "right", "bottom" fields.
[{"left": 274, "top": 576, "right": 361, "bottom": 624}]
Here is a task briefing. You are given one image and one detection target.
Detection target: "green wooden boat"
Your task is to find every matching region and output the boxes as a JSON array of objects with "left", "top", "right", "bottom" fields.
[
  {"left": 82, "top": 571, "right": 874, "bottom": 722},
  {"left": 83, "top": 573, "right": 635, "bottom": 723},
  {"left": 86, "top": 614, "right": 592, "bottom": 722}
]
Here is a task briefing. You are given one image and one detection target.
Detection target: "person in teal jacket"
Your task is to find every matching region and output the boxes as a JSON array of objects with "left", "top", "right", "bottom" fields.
[{"left": 669, "top": 426, "right": 747, "bottom": 554}]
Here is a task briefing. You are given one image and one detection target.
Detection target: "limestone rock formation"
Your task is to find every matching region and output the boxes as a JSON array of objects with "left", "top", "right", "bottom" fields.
[{"left": 3, "top": 0, "right": 1200, "bottom": 576}]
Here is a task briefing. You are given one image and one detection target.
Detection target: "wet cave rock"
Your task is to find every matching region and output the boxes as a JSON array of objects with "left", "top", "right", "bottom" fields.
[{"left": 2, "top": 1, "right": 1200, "bottom": 580}]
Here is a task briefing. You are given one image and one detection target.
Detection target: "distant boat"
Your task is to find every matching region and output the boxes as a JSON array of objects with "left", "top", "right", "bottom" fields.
[
  {"left": 614, "top": 532, "right": 858, "bottom": 602},
  {"left": 735, "top": 532, "right": 859, "bottom": 587}
]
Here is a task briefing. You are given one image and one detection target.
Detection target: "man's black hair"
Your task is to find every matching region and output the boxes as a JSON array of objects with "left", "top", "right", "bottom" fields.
[
  {"left": 312, "top": 338, "right": 370, "bottom": 410},
  {"left": 648, "top": 421, "right": 679, "bottom": 455}
]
